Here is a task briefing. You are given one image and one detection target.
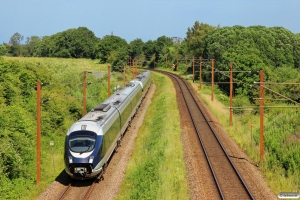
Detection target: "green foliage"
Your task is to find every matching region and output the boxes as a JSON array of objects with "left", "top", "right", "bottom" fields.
[
  {"left": 129, "top": 38, "right": 145, "bottom": 58},
  {"left": 177, "top": 40, "right": 188, "bottom": 56},
  {"left": 95, "top": 35, "right": 128, "bottom": 64},
  {"left": 5, "top": 27, "right": 182, "bottom": 73},
  {"left": 0, "top": 59, "right": 49, "bottom": 198},
  {"left": 23, "top": 36, "right": 41, "bottom": 57},
  {"left": 109, "top": 47, "right": 129, "bottom": 72},
  {"left": 266, "top": 66, "right": 300, "bottom": 102},
  {"left": 198, "top": 25, "right": 300, "bottom": 101},
  {"left": 186, "top": 21, "right": 215, "bottom": 57},
  {"left": 253, "top": 110, "right": 300, "bottom": 176},
  {"left": 156, "top": 35, "right": 173, "bottom": 54},
  {"left": 0, "top": 44, "right": 8, "bottom": 56},
  {"left": 143, "top": 40, "right": 157, "bottom": 57},
  {"left": 32, "top": 35, "right": 53, "bottom": 57},
  {"left": 232, "top": 95, "right": 251, "bottom": 114},
  {"left": 284, "top": 75, "right": 300, "bottom": 102},
  {"left": 0, "top": 57, "right": 110, "bottom": 199},
  {"left": 9, "top": 32, "right": 24, "bottom": 56},
  {"left": 33, "top": 27, "right": 99, "bottom": 58}
]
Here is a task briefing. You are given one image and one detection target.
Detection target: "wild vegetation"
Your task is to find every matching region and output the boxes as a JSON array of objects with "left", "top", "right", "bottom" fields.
[
  {"left": 0, "top": 57, "right": 123, "bottom": 199},
  {"left": 1, "top": 20, "right": 300, "bottom": 197}
]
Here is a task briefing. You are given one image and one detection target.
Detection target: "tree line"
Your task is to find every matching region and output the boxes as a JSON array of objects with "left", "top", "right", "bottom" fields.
[
  {"left": 1, "top": 22, "right": 300, "bottom": 101},
  {"left": 1, "top": 27, "right": 177, "bottom": 72},
  {"left": 2, "top": 23, "right": 300, "bottom": 69}
]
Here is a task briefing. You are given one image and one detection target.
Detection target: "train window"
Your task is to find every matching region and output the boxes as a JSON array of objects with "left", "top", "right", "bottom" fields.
[
  {"left": 69, "top": 137, "right": 95, "bottom": 153},
  {"left": 68, "top": 132, "right": 96, "bottom": 153}
]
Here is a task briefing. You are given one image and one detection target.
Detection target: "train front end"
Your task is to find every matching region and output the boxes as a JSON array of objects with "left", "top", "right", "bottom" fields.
[{"left": 64, "top": 122, "right": 103, "bottom": 180}]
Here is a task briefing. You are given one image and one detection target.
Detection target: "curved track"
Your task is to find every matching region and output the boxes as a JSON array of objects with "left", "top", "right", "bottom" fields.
[{"left": 155, "top": 70, "right": 254, "bottom": 200}]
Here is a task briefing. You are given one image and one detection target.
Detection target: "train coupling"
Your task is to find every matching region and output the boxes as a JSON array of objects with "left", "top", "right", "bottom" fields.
[{"left": 74, "top": 167, "right": 87, "bottom": 176}]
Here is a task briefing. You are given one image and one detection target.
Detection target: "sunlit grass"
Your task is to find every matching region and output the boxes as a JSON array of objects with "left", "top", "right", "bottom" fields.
[{"left": 3, "top": 56, "right": 107, "bottom": 72}]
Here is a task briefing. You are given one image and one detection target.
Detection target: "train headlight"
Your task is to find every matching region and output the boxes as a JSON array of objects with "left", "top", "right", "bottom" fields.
[
  {"left": 89, "top": 156, "right": 94, "bottom": 163},
  {"left": 69, "top": 156, "right": 73, "bottom": 164}
]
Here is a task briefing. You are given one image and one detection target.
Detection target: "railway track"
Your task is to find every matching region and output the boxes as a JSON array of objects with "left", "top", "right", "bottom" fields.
[
  {"left": 58, "top": 177, "right": 100, "bottom": 200},
  {"left": 155, "top": 70, "right": 254, "bottom": 200}
]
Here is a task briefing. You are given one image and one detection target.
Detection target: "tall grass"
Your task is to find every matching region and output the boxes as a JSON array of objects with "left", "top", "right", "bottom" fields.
[{"left": 117, "top": 72, "right": 189, "bottom": 200}]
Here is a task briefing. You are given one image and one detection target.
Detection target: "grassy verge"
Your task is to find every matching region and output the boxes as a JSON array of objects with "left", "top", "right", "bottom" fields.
[{"left": 116, "top": 72, "right": 190, "bottom": 200}]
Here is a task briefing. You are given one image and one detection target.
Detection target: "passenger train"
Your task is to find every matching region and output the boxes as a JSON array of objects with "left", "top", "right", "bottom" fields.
[{"left": 64, "top": 70, "right": 151, "bottom": 179}]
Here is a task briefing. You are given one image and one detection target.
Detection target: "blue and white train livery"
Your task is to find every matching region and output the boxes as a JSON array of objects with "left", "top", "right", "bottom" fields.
[{"left": 64, "top": 70, "right": 151, "bottom": 179}]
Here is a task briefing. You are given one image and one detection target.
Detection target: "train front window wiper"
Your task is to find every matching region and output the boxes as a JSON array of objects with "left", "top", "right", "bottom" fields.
[{"left": 80, "top": 145, "right": 91, "bottom": 154}]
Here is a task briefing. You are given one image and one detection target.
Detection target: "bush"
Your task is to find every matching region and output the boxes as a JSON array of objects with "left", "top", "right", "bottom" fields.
[{"left": 232, "top": 95, "right": 251, "bottom": 114}]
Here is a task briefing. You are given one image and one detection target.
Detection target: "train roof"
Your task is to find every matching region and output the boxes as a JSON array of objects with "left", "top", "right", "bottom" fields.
[
  {"left": 78, "top": 72, "right": 146, "bottom": 123},
  {"left": 130, "top": 70, "right": 151, "bottom": 87},
  {"left": 67, "top": 70, "right": 151, "bottom": 135}
]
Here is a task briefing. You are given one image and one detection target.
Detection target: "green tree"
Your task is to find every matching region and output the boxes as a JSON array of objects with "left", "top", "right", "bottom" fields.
[
  {"left": 157, "top": 36, "right": 174, "bottom": 65},
  {"left": 110, "top": 47, "right": 129, "bottom": 71},
  {"left": 156, "top": 35, "right": 173, "bottom": 55},
  {"left": 292, "top": 33, "right": 300, "bottom": 68},
  {"left": 9, "top": 32, "right": 24, "bottom": 56},
  {"left": 33, "top": 27, "right": 99, "bottom": 58},
  {"left": 202, "top": 25, "right": 300, "bottom": 100},
  {"left": 23, "top": 36, "right": 41, "bottom": 57},
  {"left": 141, "top": 40, "right": 157, "bottom": 68},
  {"left": 0, "top": 44, "right": 8, "bottom": 56},
  {"left": 95, "top": 35, "right": 128, "bottom": 64},
  {"left": 143, "top": 40, "right": 157, "bottom": 57},
  {"left": 129, "top": 38, "right": 144, "bottom": 59},
  {"left": 33, "top": 36, "right": 54, "bottom": 57},
  {"left": 270, "top": 27, "right": 294, "bottom": 67},
  {"left": 177, "top": 40, "right": 187, "bottom": 56},
  {"left": 186, "top": 21, "right": 215, "bottom": 57}
]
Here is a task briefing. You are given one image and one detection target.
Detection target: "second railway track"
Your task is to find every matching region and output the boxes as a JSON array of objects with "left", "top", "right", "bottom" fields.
[{"left": 155, "top": 69, "right": 254, "bottom": 200}]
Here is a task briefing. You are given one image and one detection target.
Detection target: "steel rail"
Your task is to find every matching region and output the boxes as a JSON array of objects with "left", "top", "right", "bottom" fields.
[
  {"left": 57, "top": 183, "right": 72, "bottom": 200},
  {"left": 83, "top": 180, "right": 98, "bottom": 200}
]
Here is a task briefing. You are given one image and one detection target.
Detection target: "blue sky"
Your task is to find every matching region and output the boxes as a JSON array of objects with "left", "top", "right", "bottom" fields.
[{"left": 1, "top": 0, "right": 299, "bottom": 44}]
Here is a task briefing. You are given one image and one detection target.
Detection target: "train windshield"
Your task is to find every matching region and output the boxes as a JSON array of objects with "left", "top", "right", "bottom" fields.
[{"left": 68, "top": 131, "right": 96, "bottom": 153}]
